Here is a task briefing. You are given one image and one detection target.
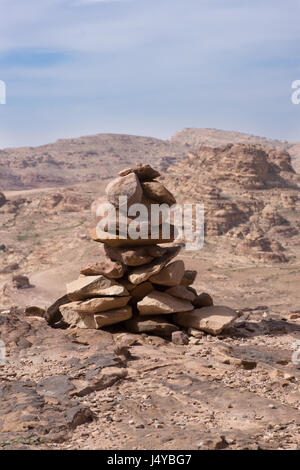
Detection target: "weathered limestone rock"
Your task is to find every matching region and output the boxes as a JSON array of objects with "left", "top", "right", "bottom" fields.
[
  {"left": 125, "top": 315, "right": 179, "bottom": 337},
  {"left": 61, "top": 308, "right": 98, "bottom": 329},
  {"left": 67, "top": 276, "right": 128, "bottom": 301},
  {"left": 94, "top": 306, "right": 132, "bottom": 328},
  {"left": 105, "top": 245, "right": 152, "bottom": 267},
  {"left": 61, "top": 305, "right": 132, "bottom": 329},
  {"left": 141, "top": 181, "right": 176, "bottom": 205},
  {"left": 128, "top": 245, "right": 181, "bottom": 285},
  {"left": 130, "top": 282, "right": 154, "bottom": 302},
  {"left": 119, "top": 164, "right": 161, "bottom": 181},
  {"left": 60, "top": 296, "right": 130, "bottom": 315},
  {"left": 80, "top": 260, "right": 125, "bottom": 279},
  {"left": 105, "top": 173, "right": 143, "bottom": 210},
  {"left": 104, "top": 244, "right": 167, "bottom": 267},
  {"left": 137, "top": 291, "right": 193, "bottom": 315},
  {"left": 90, "top": 224, "right": 176, "bottom": 247},
  {"left": 174, "top": 306, "right": 238, "bottom": 335},
  {"left": 150, "top": 260, "right": 185, "bottom": 286},
  {"left": 166, "top": 285, "right": 197, "bottom": 302}
]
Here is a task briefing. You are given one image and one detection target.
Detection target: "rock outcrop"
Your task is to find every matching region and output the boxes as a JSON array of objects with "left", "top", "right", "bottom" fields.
[{"left": 162, "top": 143, "right": 299, "bottom": 263}]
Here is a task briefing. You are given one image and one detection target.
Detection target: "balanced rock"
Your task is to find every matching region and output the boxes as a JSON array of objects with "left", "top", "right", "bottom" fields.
[
  {"left": 80, "top": 260, "right": 124, "bottom": 279},
  {"left": 105, "top": 244, "right": 169, "bottom": 268},
  {"left": 94, "top": 305, "right": 132, "bottom": 327},
  {"left": 150, "top": 260, "right": 185, "bottom": 286},
  {"left": 125, "top": 315, "right": 179, "bottom": 337},
  {"left": 119, "top": 163, "right": 161, "bottom": 181},
  {"left": 130, "top": 282, "right": 154, "bottom": 302},
  {"left": 128, "top": 245, "right": 181, "bottom": 285},
  {"left": 137, "top": 291, "right": 193, "bottom": 315},
  {"left": 67, "top": 275, "right": 128, "bottom": 301},
  {"left": 180, "top": 270, "right": 197, "bottom": 287},
  {"left": 105, "top": 173, "right": 142, "bottom": 210},
  {"left": 60, "top": 296, "right": 130, "bottom": 315},
  {"left": 90, "top": 223, "right": 176, "bottom": 247},
  {"left": 165, "top": 285, "right": 196, "bottom": 302},
  {"left": 61, "top": 305, "right": 132, "bottom": 329},
  {"left": 105, "top": 244, "right": 165, "bottom": 267},
  {"left": 141, "top": 181, "right": 176, "bottom": 205},
  {"left": 174, "top": 306, "right": 238, "bottom": 335}
]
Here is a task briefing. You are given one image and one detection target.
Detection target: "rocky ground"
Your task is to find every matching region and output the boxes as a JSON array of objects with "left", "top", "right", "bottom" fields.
[
  {"left": 0, "top": 143, "right": 300, "bottom": 451},
  {"left": 1, "top": 301, "right": 300, "bottom": 450}
]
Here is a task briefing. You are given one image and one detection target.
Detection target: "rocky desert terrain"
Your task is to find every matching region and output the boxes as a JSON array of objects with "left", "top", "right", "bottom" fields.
[{"left": 0, "top": 129, "right": 300, "bottom": 450}]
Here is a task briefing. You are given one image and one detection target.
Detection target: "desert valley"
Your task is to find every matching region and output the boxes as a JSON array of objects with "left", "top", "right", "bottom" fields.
[{"left": 1, "top": 128, "right": 300, "bottom": 450}]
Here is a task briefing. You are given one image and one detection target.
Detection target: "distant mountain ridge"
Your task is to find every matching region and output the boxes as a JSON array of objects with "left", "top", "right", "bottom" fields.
[{"left": 0, "top": 128, "right": 299, "bottom": 191}]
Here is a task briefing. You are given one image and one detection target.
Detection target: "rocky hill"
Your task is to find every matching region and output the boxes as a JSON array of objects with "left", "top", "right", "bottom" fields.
[
  {"left": 0, "top": 134, "right": 189, "bottom": 191},
  {"left": 162, "top": 143, "right": 300, "bottom": 264},
  {"left": 1, "top": 129, "right": 300, "bottom": 191},
  {"left": 171, "top": 128, "right": 300, "bottom": 174},
  {"left": 171, "top": 128, "right": 288, "bottom": 149}
]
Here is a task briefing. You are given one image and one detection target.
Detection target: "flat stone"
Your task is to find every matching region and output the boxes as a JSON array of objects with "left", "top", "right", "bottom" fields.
[
  {"left": 119, "top": 164, "right": 161, "bottom": 181},
  {"left": 105, "top": 173, "right": 142, "bottom": 210},
  {"left": 180, "top": 270, "right": 197, "bottom": 287},
  {"left": 23, "top": 306, "right": 46, "bottom": 317},
  {"left": 141, "top": 181, "right": 176, "bottom": 205},
  {"left": 137, "top": 290, "right": 194, "bottom": 315},
  {"left": 125, "top": 315, "right": 179, "bottom": 337},
  {"left": 165, "top": 285, "right": 196, "bottom": 302},
  {"left": 60, "top": 296, "right": 130, "bottom": 315},
  {"left": 130, "top": 282, "right": 154, "bottom": 302},
  {"left": 61, "top": 306, "right": 132, "bottom": 329},
  {"left": 105, "top": 245, "right": 153, "bottom": 267},
  {"left": 150, "top": 260, "right": 185, "bottom": 286},
  {"left": 37, "top": 375, "right": 75, "bottom": 400},
  {"left": 90, "top": 224, "right": 177, "bottom": 247},
  {"left": 94, "top": 306, "right": 132, "bottom": 328},
  {"left": 67, "top": 276, "right": 128, "bottom": 301},
  {"left": 174, "top": 306, "right": 238, "bottom": 335},
  {"left": 128, "top": 245, "right": 181, "bottom": 285},
  {"left": 80, "top": 260, "right": 124, "bottom": 279}
]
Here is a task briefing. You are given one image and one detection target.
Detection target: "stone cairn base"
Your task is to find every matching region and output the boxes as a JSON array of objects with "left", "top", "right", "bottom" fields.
[{"left": 46, "top": 164, "right": 238, "bottom": 338}]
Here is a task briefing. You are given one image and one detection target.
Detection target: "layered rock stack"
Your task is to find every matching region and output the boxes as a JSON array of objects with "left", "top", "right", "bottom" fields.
[{"left": 48, "top": 164, "right": 238, "bottom": 337}]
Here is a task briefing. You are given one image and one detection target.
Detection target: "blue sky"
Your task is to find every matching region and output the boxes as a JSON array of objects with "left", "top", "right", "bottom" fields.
[{"left": 0, "top": 0, "right": 300, "bottom": 148}]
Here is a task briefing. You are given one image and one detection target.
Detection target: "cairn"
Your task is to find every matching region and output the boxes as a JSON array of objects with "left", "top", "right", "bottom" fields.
[{"left": 47, "top": 164, "right": 238, "bottom": 337}]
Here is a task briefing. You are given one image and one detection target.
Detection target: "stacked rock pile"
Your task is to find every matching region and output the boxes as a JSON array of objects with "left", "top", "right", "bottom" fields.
[{"left": 47, "top": 164, "right": 238, "bottom": 337}]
